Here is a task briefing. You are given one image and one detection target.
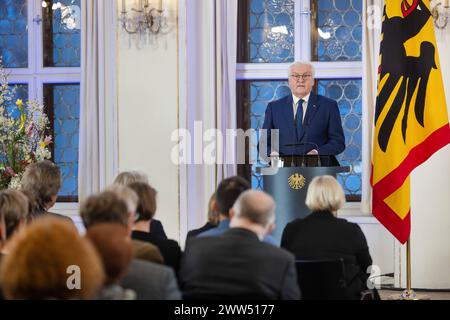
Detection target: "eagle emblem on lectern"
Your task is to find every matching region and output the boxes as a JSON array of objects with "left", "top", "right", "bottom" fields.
[{"left": 288, "top": 173, "right": 306, "bottom": 190}]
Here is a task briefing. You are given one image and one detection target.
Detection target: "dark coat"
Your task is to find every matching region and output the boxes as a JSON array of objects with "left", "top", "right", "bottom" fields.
[
  {"left": 186, "top": 222, "right": 217, "bottom": 240},
  {"left": 150, "top": 219, "right": 167, "bottom": 239},
  {"left": 132, "top": 230, "right": 181, "bottom": 275},
  {"left": 180, "top": 228, "right": 300, "bottom": 300},
  {"left": 281, "top": 211, "right": 372, "bottom": 299}
]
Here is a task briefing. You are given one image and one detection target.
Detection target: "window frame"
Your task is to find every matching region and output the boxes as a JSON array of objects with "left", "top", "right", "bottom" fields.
[{"left": 4, "top": 0, "right": 81, "bottom": 202}]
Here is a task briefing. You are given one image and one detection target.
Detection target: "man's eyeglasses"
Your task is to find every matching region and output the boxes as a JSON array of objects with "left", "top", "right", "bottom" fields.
[{"left": 290, "top": 73, "right": 312, "bottom": 81}]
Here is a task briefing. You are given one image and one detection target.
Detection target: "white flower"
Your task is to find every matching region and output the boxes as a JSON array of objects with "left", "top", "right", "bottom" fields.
[{"left": 8, "top": 173, "right": 23, "bottom": 189}]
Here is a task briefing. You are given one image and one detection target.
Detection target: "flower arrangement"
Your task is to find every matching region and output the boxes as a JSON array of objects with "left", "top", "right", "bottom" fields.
[{"left": 0, "top": 62, "right": 52, "bottom": 190}]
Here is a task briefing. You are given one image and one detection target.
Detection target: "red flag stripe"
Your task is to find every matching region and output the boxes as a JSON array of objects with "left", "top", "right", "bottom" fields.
[
  {"left": 372, "top": 194, "right": 411, "bottom": 244},
  {"left": 372, "top": 124, "right": 450, "bottom": 200}
]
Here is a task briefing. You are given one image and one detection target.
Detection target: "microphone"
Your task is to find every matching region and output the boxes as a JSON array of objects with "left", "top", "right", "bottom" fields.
[
  {"left": 284, "top": 141, "right": 321, "bottom": 167},
  {"left": 301, "top": 119, "right": 310, "bottom": 167}
]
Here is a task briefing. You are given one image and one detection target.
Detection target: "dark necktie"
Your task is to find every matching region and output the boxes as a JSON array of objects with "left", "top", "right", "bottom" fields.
[{"left": 295, "top": 99, "right": 304, "bottom": 131}]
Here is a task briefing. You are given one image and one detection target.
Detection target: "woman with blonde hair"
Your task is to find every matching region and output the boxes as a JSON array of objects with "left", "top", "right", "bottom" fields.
[{"left": 281, "top": 175, "right": 375, "bottom": 300}]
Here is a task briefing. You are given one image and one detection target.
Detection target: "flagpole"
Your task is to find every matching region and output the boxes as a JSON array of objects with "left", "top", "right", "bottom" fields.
[
  {"left": 389, "top": 238, "right": 429, "bottom": 300},
  {"left": 406, "top": 239, "right": 412, "bottom": 292},
  {"left": 401, "top": 239, "right": 416, "bottom": 299}
]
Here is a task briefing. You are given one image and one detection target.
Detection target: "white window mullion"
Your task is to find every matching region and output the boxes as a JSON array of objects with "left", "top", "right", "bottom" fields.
[
  {"left": 298, "top": 0, "right": 311, "bottom": 61},
  {"left": 41, "top": 67, "right": 82, "bottom": 75},
  {"left": 35, "top": 0, "right": 45, "bottom": 74},
  {"left": 29, "top": 0, "right": 39, "bottom": 75},
  {"left": 236, "top": 63, "right": 290, "bottom": 80},
  {"left": 36, "top": 74, "right": 81, "bottom": 105},
  {"left": 294, "top": 0, "right": 301, "bottom": 61},
  {"left": 314, "top": 61, "right": 363, "bottom": 79}
]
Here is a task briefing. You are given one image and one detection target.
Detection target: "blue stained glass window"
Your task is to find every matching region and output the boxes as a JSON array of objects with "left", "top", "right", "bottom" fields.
[
  {"left": 317, "top": 78, "right": 362, "bottom": 196},
  {"left": 44, "top": 83, "right": 80, "bottom": 197},
  {"left": 0, "top": 0, "right": 28, "bottom": 68},
  {"left": 0, "top": 84, "right": 28, "bottom": 166},
  {"left": 43, "top": 0, "right": 81, "bottom": 67},
  {"left": 247, "top": 81, "right": 290, "bottom": 189},
  {"left": 247, "top": 0, "right": 295, "bottom": 63},
  {"left": 314, "top": 0, "right": 362, "bottom": 61},
  {"left": 4, "top": 84, "right": 28, "bottom": 118}
]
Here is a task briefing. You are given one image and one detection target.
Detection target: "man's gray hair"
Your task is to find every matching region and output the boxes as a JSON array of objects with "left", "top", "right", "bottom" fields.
[
  {"left": 288, "top": 61, "right": 316, "bottom": 78},
  {"left": 232, "top": 190, "right": 276, "bottom": 227},
  {"left": 21, "top": 160, "right": 61, "bottom": 207},
  {"left": 106, "top": 184, "right": 139, "bottom": 214}
]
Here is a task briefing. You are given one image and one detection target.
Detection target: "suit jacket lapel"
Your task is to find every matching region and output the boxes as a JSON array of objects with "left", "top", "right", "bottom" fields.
[
  {"left": 281, "top": 95, "right": 297, "bottom": 143},
  {"left": 304, "top": 92, "right": 319, "bottom": 127},
  {"left": 282, "top": 95, "right": 294, "bottom": 126}
]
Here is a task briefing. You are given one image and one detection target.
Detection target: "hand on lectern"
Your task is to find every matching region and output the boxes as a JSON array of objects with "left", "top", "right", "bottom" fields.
[{"left": 307, "top": 149, "right": 318, "bottom": 155}]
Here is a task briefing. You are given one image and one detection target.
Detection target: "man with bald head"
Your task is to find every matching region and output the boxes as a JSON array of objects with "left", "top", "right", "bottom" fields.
[{"left": 180, "top": 190, "right": 300, "bottom": 300}]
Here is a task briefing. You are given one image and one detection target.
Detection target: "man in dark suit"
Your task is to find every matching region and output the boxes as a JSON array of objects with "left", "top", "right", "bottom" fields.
[
  {"left": 180, "top": 190, "right": 300, "bottom": 300},
  {"left": 262, "top": 61, "right": 345, "bottom": 162}
]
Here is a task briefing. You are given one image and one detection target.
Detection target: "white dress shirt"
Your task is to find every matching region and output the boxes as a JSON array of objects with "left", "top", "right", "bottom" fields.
[{"left": 292, "top": 93, "right": 310, "bottom": 124}]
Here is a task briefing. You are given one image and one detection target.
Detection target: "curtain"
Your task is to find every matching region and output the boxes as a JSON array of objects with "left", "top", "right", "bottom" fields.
[
  {"left": 79, "top": 0, "right": 118, "bottom": 201},
  {"left": 216, "top": 0, "right": 238, "bottom": 180},
  {"left": 179, "top": 0, "right": 238, "bottom": 243},
  {"left": 361, "top": 0, "right": 383, "bottom": 213}
]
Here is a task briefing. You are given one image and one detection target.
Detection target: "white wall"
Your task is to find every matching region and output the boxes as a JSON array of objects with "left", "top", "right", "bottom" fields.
[
  {"left": 116, "top": 0, "right": 180, "bottom": 241},
  {"left": 404, "top": 28, "right": 450, "bottom": 289}
]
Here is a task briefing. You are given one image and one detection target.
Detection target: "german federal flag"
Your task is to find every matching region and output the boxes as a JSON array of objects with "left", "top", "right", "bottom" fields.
[{"left": 371, "top": 0, "right": 450, "bottom": 244}]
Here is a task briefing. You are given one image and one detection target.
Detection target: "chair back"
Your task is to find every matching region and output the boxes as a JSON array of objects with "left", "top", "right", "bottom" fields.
[{"left": 295, "top": 258, "right": 349, "bottom": 300}]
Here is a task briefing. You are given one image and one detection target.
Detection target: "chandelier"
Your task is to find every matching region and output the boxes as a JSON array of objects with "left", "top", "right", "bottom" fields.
[
  {"left": 119, "top": 0, "right": 169, "bottom": 37},
  {"left": 432, "top": 0, "right": 450, "bottom": 29}
]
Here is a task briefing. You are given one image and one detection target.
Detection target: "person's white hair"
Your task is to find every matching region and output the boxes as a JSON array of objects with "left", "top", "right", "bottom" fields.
[
  {"left": 106, "top": 184, "right": 139, "bottom": 214},
  {"left": 288, "top": 61, "right": 316, "bottom": 78},
  {"left": 305, "top": 175, "right": 345, "bottom": 213},
  {"left": 232, "top": 190, "right": 276, "bottom": 227}
]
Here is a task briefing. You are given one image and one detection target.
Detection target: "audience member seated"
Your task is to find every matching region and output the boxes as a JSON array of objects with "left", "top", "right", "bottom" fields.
[
  {"left": 197, "top": 176, "right": 277, "bottom": 245},
  {"left": 0, "top": 190, "right": 29, "bottom": 255},
  {"left": 128, "top": 182, "right": 181, "bottom": 274},
  {"left": 20, "top": 160, "right": 71, "bottom": 222},
  {"left": 121, "top": 257, "right": 182, "bottom": 300},
  {"left": 0, "top": 217, "right": 104, "bottom": 300},
  {"left": 114, "top": 171, "right": 167, "bottom": 239},
  {"left": 85, "top": 224, "right": 136, "bottom": 300},
  {"left": 79, "top": 189, "right": 181, "bottom": 299},
  {"left": 17, "top": 189, "right": 36, "bottom": 223},
  {"left": 186, "top": 193, "right": 220, "bottom": 240},
  {"left": 281, "top": 175, "right": 378, "bottom": 300},
  {"left": 80, "top": 187, "right": 164, "bottom": 264},
  {"left": 180, "top": 190, "right": 300, "bottom": 300},
  {"left": 0, "top": 202, "right": 5, "bottom": 257}
]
